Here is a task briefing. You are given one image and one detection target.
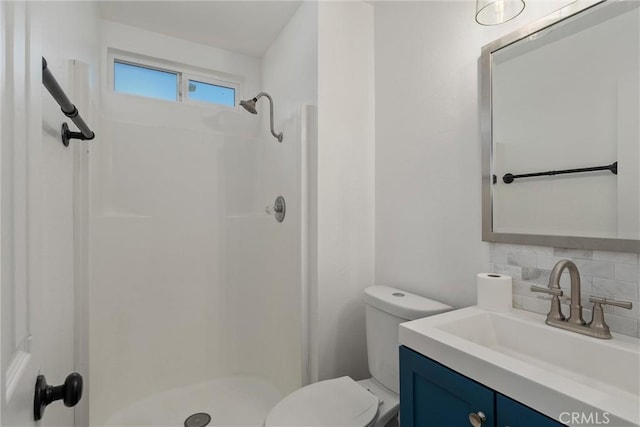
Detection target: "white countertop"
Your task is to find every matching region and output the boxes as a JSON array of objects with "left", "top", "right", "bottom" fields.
[{"left": 399, "top": 306, "right": 640, "bottom": 427}]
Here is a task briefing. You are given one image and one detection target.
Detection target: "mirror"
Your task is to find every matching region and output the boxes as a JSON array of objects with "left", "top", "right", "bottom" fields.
[{"left": 481, "top": 0, "right": 639, "bottom": 252}]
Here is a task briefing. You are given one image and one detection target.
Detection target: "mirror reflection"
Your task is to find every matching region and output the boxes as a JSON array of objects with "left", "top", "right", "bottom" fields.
[{"left": 484, "top": 1, "right": 639, "bottom": 247}]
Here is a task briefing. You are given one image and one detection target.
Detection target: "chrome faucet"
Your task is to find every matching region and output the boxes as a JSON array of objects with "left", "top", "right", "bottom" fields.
[{"left": 530, "top": 259, "right": 632, "bottom": 339}]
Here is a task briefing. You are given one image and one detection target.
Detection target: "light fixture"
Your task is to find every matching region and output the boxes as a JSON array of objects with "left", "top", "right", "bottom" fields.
[{"left": 475, "top": 0, "right": 525, "bottom": 25}]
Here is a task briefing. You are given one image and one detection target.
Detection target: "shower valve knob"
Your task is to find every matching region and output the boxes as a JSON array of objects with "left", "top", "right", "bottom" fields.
[
  {"left": 265, "top": 205, "right": 283, "bottom": 214},
  {"left": 266, "top": 196, "right": 286, "bottom": 223}
]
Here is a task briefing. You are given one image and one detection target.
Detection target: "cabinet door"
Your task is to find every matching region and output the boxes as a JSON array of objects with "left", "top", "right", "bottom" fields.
[
  {"left": 400, "top": 346, "right": 495, "bottom": 427},
  {"left": 496, "top": 394, "right": 566, "bottom": 427}
]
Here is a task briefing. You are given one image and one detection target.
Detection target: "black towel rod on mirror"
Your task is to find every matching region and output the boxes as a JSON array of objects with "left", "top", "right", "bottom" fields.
[
  {"left": 502, "top": 161, "right": 618, "bottom": 184},
  {"left": 42, "top": 57, "right": 95, "bottom": 147}
]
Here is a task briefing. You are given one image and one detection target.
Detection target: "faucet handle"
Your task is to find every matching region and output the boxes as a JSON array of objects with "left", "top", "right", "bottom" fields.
[
  {"left": 530, "top": 285, "right": 565, "bottom": 321},
  {"left": 589, "top": 296, "right": 632, "bottom": 310},
  {"left": 587, "top": 296, "right": 632, "bottom": 339},
  {"left": 530, "top": 285, "right": 563, "bottom": 296}
]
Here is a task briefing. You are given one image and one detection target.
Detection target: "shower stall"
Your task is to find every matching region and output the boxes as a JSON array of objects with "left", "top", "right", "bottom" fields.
[
  {"left": 91, "top": 104, "right": 308, "bottom": 425},
  {"left": 86, "top": 4, "right": 316, "bottom": 426}
]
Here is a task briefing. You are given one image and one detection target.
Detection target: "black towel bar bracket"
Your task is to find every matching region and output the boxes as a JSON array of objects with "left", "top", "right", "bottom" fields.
[
  {"left": 502, "top": 162, "right": 618, "bottom": 184},
  {"left": 61, "top": 122, "right": 94, "bottom": 146},
  {"left": 42, "top": 57, "right": 96, "bottom": 147}
]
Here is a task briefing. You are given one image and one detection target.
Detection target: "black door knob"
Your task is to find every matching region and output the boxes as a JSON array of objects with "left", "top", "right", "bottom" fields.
[{"left": 34, "top": 372, "right": 83, "bottom": 421}]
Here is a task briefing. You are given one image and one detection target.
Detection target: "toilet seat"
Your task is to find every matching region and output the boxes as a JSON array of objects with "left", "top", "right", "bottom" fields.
[{"left": 264, "top": 376, "right": 379, "bottom": 427}]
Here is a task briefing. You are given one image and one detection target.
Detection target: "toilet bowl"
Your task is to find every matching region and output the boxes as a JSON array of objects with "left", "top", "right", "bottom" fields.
[{"left": 264, "top": 286, "right": 452, "bottom": 427}]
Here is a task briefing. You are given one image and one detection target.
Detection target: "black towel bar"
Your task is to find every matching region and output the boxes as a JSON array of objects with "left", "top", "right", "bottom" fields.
[
  {"left": 42, "top": 57, "right": 95, "bottom": 146},
  {"left": 502, "top": 162, "right": 617, "bottom": 184}
]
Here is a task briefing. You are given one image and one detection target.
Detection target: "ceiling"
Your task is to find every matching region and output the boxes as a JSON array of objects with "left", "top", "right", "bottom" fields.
[{"left": 98, "top": 1, "right": 303, "bottom": 58}]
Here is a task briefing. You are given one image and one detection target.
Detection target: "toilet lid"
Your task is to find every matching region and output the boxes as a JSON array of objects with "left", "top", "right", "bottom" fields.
[{"left": 265, "top": 376, "right": 379, "bottom": 427}]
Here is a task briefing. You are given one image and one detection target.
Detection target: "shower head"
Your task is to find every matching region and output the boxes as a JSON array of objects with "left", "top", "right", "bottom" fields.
[
  {"left": 239, "top": 98, "right": 258, "bottom": 114},
  {"left": 239, "top": 92, "right": 283, "bottom": 142}
]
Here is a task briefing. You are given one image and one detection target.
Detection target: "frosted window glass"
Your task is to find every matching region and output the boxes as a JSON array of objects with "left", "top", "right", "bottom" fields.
[
  {"left": 188, "top": 80, "right": 235, "bottom": 106},
  {"left": 114, "top": 61, "right": 177, "bottom": 101}
]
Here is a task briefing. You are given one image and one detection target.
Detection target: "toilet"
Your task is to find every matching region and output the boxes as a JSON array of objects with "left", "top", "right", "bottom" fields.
[{"left": 265, "top": 285, "right": 452, "bottom": 427}]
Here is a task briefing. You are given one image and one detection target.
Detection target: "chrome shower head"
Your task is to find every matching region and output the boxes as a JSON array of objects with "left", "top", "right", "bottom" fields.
[
  {"left": 239, "top": 92, "right": 283, "bottom": 142},
  {"left": 239, "top": 98, "right": 258, "bottom": 114}
]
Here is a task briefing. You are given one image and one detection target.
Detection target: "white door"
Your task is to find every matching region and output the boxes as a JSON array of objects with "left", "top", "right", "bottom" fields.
[{"left": 1, "top": 2, "right": 81, "bottom": 426}]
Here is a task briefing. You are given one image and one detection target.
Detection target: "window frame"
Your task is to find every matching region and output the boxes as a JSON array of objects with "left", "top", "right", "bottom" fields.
[
  {"left": 108, "top": 50, "right": 241, "bottom": 110},
  {"left": 182, "top": 72, "right": 239, "bottom": 109}
]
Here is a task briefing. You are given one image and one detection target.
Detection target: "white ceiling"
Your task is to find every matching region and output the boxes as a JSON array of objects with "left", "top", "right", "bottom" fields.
[{"left": 98, "top": 1, "right": 303, "bottom": 58}]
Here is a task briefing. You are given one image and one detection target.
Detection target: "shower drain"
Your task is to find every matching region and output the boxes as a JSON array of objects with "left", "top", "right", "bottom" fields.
[{"left": 184, "top": 412, "right": 211, "bottom": 427}]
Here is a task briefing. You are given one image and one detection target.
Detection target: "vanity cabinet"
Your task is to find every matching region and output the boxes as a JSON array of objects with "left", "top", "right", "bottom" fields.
[
  {"left": 496, "top": 394, "right": 564, "bottom": 427},
  {"left": 399, "top": 346, "right": 565, "bottom": 427}
]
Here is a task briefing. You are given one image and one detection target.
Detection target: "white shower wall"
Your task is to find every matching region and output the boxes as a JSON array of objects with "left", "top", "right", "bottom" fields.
[
  {"left": 224, "top": 109, "right": 303, "bottom": 393},
  {"left": 90, "top": 18, "right": 306, "bottom": 425},
  {"left": 257, "top": 0, "right": 318, "bottom": 389},
  {"left": 222, "top": 0, "right": 318, "bottom": 396}
]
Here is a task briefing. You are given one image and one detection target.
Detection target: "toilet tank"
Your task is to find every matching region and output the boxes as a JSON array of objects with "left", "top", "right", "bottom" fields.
[{"left": 364, "top": 286, "right": 451, "bottom": 394}]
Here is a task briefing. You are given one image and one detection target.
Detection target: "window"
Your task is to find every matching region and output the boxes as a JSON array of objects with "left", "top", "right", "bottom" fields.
[
  {"left": 114, "top": 61, "right": 178, "bottom": 102},
  {"left": 188, "top": 80, "right": 235, "bottom": 107},
  {"left": 111, "top": 52, "right": 240, "bottom": 108}
]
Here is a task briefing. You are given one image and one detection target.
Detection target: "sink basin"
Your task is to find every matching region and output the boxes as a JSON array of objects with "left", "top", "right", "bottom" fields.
[
  {"left": 399, "top": 307, "right": 640, "bottom": 426},
  {"left": 436, "top": 310, "right": 639, "bottom": 396}
]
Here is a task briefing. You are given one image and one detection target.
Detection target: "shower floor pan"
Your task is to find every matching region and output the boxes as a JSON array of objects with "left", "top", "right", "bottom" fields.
[{"left": 104, "top": 376, "right": 283, "bottom": 427}]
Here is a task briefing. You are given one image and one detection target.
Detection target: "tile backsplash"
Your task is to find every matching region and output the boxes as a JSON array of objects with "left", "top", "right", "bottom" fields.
[{"left": 489, "top": 243, "right": 640, "bottom": 338}]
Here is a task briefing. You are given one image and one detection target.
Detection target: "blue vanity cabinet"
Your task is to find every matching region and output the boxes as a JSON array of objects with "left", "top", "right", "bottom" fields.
[
  {"left": 399, "top": 346, "right": 495, "bottom": 427},
  {"left": 496, "top": 394, "right": 565, "bottom": 427},
  {"left": 399, "top": 346, "right": 566, "bottom": 427}
]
